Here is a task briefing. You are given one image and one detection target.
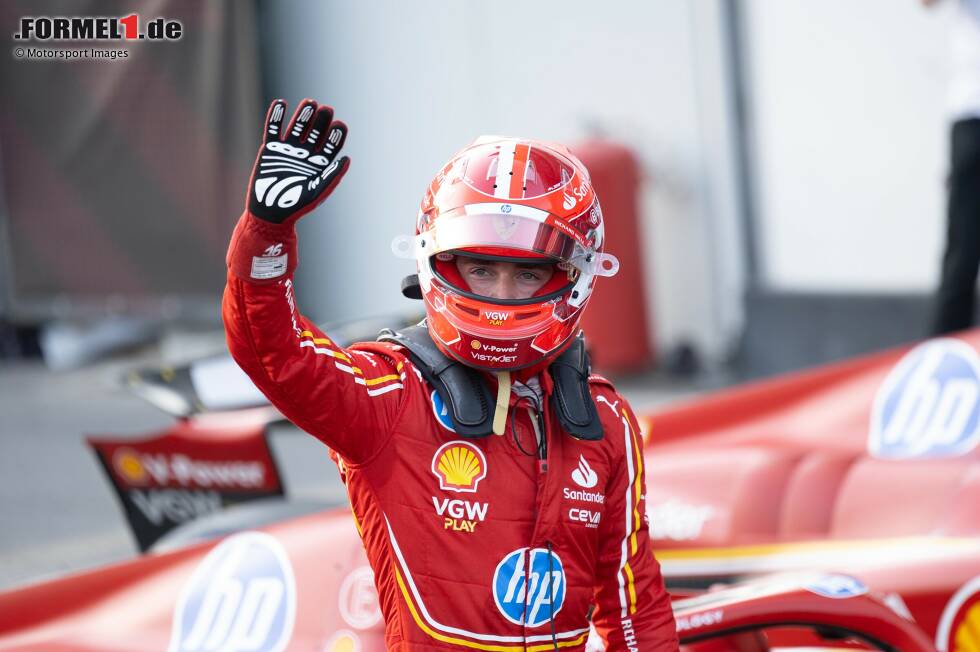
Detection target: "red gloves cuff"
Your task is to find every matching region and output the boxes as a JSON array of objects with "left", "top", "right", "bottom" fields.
[{"left": 226, "top": 211, "right": 299, "bottom": 283}]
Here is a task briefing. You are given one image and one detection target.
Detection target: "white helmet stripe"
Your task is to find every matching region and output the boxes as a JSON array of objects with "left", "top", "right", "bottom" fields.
[
  {"left": 494, "top": 146, "right": 516, "bottom": 199},
  {"left": 521, "top": 145, "right": 534, "bottom": 199}
]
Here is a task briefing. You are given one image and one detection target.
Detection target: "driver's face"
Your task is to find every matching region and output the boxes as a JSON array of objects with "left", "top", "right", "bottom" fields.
[{"left": 454, "top": 255, "right": 555, "bottom": 300}]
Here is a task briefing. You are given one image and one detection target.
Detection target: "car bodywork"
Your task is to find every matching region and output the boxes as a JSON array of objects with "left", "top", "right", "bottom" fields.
[
  {"left": 3, "top": 330, "right": 980, "bottom": 650},
  {"left": 643, "top": 332, "right": 980, "bottom": 651},
  {"left": 0, "top": 511, "right": 942, "bottom": 652}
]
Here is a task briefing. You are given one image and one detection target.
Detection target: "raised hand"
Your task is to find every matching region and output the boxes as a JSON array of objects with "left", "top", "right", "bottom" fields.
[{"left": 247, "top": 98, "right": 351, "bottom": 224}]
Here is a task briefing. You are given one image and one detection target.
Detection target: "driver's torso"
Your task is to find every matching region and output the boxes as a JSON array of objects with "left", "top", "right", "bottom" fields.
[{"left": 333, "top": 344, "right": 640, "bottom": 652}]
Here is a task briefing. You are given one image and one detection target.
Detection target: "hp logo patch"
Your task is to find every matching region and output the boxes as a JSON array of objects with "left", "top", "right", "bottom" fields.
[
  {"left": 430, "top": 390, "right": 456, "bottom": 432},
  {"left": 168, "top": 531, "right": 295, "bottom": 652},
  {"left": 492, "top": 547, "right": 566, "bottom": 628},
  {"left": 869, "top": 339, "right": 980, "bottom": 459},
  {"left": 804, "top": 574, "right": 868, "bottom": 599}
]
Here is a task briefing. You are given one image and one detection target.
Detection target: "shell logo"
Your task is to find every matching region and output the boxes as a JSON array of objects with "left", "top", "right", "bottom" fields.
[
  {"left": 112, "top": 448, "right": 148, "bottom": 485},
  {"left": 937, "top": 574, "right": 980, "bottom": 651},
  {"left": 954, "top": 602, "right": 980, "bottom": 650},
  {"left": 471, "top": 339, "right": 482, "bottom": 350},
  {"left": 431, "top": 441, "right": 487, "bottom": 493}
]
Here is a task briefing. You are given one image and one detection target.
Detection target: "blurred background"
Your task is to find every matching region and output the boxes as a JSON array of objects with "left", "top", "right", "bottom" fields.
[{"left": 0, "top": 0, "right": 965, "bottom": 588}]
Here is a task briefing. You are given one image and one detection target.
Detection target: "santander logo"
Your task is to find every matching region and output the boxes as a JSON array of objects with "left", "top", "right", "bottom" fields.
[{"left": 571, "top": 455, "right": 598, "bottom": 489}]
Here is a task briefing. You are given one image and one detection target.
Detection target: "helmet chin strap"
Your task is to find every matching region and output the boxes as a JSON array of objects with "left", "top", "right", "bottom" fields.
[{"left": 492, "top": 371, "right": 511, "bottom": 436}]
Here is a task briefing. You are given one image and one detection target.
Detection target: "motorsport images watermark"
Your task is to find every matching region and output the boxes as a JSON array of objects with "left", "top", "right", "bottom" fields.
[{"left": 11, "top": 14, "right": 182, "bottom": 62}]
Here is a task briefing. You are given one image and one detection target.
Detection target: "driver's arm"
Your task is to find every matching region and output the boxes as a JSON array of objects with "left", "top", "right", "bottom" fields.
[{"left": 223, "top": 99, "right": 404, "bottom": 465}]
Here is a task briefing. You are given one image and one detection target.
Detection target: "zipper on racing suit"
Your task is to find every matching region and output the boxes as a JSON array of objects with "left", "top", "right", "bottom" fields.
[{"left": 524, "top": 397, "right": 560, "bottom": 651}]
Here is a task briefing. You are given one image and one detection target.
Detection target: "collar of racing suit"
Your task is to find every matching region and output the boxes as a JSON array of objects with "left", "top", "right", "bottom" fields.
[{"left": 378, "top": 324, "right": 603, "bottom": 441}]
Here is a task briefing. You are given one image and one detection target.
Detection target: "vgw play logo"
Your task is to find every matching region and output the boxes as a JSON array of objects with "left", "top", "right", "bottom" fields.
[
  {"left": 869, "top": 339, "right": 980, "bottom": 459},
  {"left": 492, "top": 548, "right": 566, "bottom": 627},
  {"left": 169, "top": 532, "right": 295, "bottom": 652}
]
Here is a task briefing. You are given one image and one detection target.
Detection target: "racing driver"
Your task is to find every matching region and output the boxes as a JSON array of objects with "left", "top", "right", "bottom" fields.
[{"left": 223, "top": 98, "right": 679, "bottom": 651}]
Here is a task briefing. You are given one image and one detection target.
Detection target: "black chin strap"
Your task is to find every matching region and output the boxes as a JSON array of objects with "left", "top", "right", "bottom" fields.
[
  {"left": 378, "top": 324, "right": 603, "bottom": 440},
  {"left": 379, "top": 324, "right": 494, "bottom": 437},
  {"left": 548, "top": 333, "right": 604, "bottom": 441}
]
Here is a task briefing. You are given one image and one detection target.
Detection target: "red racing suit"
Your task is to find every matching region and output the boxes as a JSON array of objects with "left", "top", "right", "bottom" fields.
[{"left": 223, "top": 211, "right": 679, "bottom": 651}]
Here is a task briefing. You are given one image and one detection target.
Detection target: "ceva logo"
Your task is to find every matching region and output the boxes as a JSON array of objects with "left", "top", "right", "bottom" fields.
[
  {"left": 169, "top": 531, "right": 295, "bottom": 652},
  {"left": 869, "top": 339, "right": 980, "bottom": 459},
  {"left": 493, "top": 548, "right": 566, "bottom": 627},
  {"left": 431, "top": 441, "right": 487, "bottom": 493}
]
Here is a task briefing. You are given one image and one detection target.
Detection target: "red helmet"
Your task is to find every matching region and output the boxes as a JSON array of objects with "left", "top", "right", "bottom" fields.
[{"left": 394, "top": 136, "right": 619, "bottom": 372}]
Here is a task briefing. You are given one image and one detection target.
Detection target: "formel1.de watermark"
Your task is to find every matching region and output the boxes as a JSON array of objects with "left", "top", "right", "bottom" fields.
[{"left": 11, "top": 14, "right": 183, "bottom": 62}]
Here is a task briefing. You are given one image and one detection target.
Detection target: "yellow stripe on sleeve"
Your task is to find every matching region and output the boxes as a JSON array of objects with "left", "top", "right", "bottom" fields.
[
  {"left": 624, "top": 409, "right": 643, "bottom": 556},
  {"left": 364, "top": 374, "right": 401, "bottom": 386},
  {"left": 298, "top": 335, "right": 352, "bottom": 364},
  {"left": 300, "top": 330, "right": 333, "bottom": 344},
  {"left": 623, "top": 562, "right": 638, "bottom": 615}
]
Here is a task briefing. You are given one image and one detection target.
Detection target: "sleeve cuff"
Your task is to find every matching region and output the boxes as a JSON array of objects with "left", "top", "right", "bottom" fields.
[{"left": 226, "top": 211, "right": 299, "bottom": 283}]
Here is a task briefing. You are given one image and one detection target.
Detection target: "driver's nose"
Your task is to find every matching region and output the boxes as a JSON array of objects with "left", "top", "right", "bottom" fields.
[{"left": 483, "top": 276, "right": 518, "bottom": 300}]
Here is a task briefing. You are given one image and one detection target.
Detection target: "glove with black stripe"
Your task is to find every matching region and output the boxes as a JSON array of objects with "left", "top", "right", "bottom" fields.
[
  {"left": 226, "top": 98, "right": 351, "bottom": 283},
  {"left": 247, "top": 98, "right": 351, "bottom": 224}
]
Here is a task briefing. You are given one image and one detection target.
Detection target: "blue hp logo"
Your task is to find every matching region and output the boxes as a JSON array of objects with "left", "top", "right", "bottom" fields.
[
  {"left": 169, "top": 532, "right": 295, "bottom": 652},
  {"left": 870, "top": 339, "right": 980, "bottom": 459},
  {"left": 804, "top": 574, "right": 867, "bottom": 599},
  {"left": 492, "top": 547, "right": 566, "bottom": 627},
  {"left": 431, "top": 389, "right": 455, "bottom": 432}
]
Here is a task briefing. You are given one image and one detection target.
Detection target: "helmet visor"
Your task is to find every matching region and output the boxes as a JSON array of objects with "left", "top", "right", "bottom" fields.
[{"left": 424, "top": 208, "right": 580, "bottom": 262}]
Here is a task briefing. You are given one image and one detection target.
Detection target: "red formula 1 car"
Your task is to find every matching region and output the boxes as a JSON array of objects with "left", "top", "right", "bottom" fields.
[
  {"left": 644, "top": 331, "right": 980, "bottom": 651},
  {"left": 0, "top": 516, "right": 940, "bottom": 652},
  {"left": 3, "top": 329, "right": 980, "bottom": 651}
]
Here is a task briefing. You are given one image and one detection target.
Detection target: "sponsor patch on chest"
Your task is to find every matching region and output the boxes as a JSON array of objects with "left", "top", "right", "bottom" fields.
[
  {"left": 432, "top": 496, "right": 489, "bottom": 533},
  {"left": 562, "top": 454, "right": 605, "bottom": 527},
  {"left": 567, "top": 507, "right": 601, "bottom": 528}
]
